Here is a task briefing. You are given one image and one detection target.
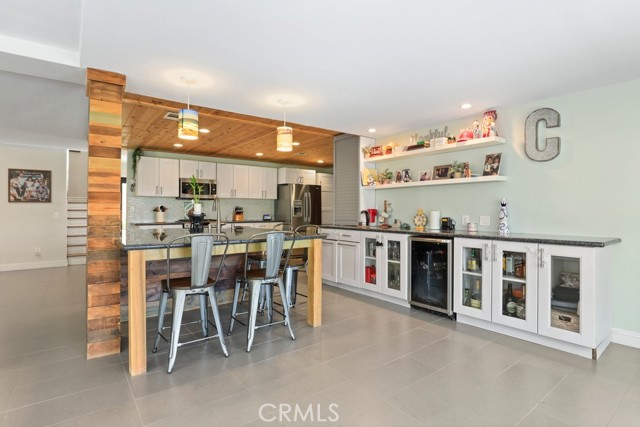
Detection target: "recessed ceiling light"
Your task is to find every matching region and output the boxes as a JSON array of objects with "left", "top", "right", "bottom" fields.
[
  {"left": 292, "top": 141, "right": 301, "bottom": 146},
  {"left": 173, "top": 143, "right": 183, "bottom": 148},
  {"left": 317, "top": 160, "right": 324, "bottom": 164},
  {"left": 256, "top": 152, "right": 264, "bottom": 156},
  {"left": 368, "top": 128, "right": 377, "bottom": 133},
  {"left": 460, "top": 103, "right": 472, "bottom": 109},
  {"left": 199, "top": 128, "right": 210, "bottom": 134}
]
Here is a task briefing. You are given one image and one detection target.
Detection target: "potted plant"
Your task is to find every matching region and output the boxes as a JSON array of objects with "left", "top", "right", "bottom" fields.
[
  {"left": 189, "top": 175, "right": 203, "bottom": 214},
  {"left": 361, "top": 146, "right": 371, "bottom": 159},
  {"left": 450, "top": 161, "right": 465, "bottom": 178},
  {"left": 130, "top": 147, "right": 143, "bottom": 192},
  {"left": 379, "top": 168, "right": 393, "bottom": 185},
  {"left": 153, "top": 205, "right": 168, "bottom": 223}
]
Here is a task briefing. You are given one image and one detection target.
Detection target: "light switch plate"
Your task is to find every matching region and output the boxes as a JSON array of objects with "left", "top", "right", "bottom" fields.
[
  {"left": 461, "top": 215, "right": 470, "bottom": 225},
  {"left": 480, "top": 215, "right": 491, "bottom": 226}
]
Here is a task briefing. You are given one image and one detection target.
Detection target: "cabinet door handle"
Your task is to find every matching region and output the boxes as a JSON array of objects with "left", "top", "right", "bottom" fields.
[
  {"left": 155, "top": 186, "right": 158, "bottom": 195},
  {"left": 159, "top": 186, "right": 162, "bottom": 195},
  {"left": 539, "top": 248, "right": 545, "bottom": 268},
  {"left": 484, "top": 244, "right": 490, "bottom": 261},
  {"left": 492, "top": 243, "right": 497, "bottom": 262}
]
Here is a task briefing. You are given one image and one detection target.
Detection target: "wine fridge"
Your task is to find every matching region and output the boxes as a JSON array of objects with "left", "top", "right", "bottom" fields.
[{"left": 409, "top": 237, "right": 453, "bottom": 316}]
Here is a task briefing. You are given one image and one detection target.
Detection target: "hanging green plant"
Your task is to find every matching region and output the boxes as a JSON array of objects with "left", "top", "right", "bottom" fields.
[{"left": 130, "top": 148, "right": 143, "bottom": 192}]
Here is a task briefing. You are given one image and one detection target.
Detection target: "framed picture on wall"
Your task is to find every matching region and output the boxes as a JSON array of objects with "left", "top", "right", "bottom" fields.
[{"left": 8, "top": 169, "right": 52, "bottom": 202}]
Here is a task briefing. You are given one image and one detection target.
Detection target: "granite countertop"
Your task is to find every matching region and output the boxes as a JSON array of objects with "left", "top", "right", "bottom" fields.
[
  {"left": 320, "top": 224, "right": 621, "bottom": 248},
  {"left": 133, "top": 219, "right": 282, "bottom": 227},
  {"left": 119, "top": 226, "right": 325, "bottom": 251}
]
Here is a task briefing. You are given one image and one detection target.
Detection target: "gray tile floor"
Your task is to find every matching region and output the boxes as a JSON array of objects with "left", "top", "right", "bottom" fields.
[{"left": 0, "top": 265, "right": 639, "bottom": 426}]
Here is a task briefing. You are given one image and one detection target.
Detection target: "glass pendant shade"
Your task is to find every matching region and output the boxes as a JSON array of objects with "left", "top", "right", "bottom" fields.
[
  {"left": 276, "top": 126, "right": 293, "bottom": 152},
  {"left": 178, "top": 109, "right": 199, "bottom": 140}
]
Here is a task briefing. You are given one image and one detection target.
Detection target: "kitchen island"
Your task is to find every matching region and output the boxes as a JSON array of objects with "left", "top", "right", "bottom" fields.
[{"left": 119, "top": 226, "right": 324, "bottom": 376}]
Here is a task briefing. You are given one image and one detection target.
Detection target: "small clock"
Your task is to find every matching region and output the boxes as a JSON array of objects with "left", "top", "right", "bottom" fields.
[{"left": 414, "top": 209, "right": 427, "bottom": 231}]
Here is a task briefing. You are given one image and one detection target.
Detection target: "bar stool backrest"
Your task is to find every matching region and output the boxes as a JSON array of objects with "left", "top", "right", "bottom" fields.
[
  {"left": 292, "top": 225, "right": 319, "bottom": 264},
  {"left": 244, "top": 231, "right": 296, "bottom": 281},
  {"left": 165, "top": 233, "right": 229, "bottom": 291}
]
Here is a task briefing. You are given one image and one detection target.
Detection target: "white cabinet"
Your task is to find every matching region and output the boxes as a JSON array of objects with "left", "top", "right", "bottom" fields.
[
  {"left": 248, "top": 166, "right": 277, "bottom": 199},
  {"left": 361, "top": 231, "right": 409, "bottom": 299},
  {"left": 179, "top": 160, "right": 216, "bottom": 179},
  {"left": 278, "top": 167, "right": 316, "bottom": 185},
  {"left": 217, "top": 164, "right": 249, "bottom": 198},
  {"left": 322, "top": 240, "right": 337, "bottom": 283},
  {"left": 135, "top": 157, "right": 179, "bottom": 197},
  {"left": 455, "top": 238, "right": 540, "bottom": 333},
  {"left": 538, "top": 244, "right": 597, "bottom": 347},
  {"left": 454, "top": 237, "right": 613, "bottom": 359},
  {"left": 316, "top": 173, "right": 334, "bottom": 191},
  {"left": 337, "top": 240, "right": 360, "bottom": 287},
  {"left": 454, "top": 238, "right": 493, "bottom": 321},
  {"left": 321, "top": 228, "right": 360, "bottom": 287},
  {"left": 361, "top": 231, "right": 382, "bottom": 293},
  {"left": 317, "top": 173, "right": 334, "bottom": 225},
  {"left": 491, "top": 240, "right": 539, "bottom": 333}
]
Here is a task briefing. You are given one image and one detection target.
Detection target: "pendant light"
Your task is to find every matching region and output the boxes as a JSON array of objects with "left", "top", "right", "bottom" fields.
[
  {"left": 276, "top": 99, "right": 293, "bottom": 152},
  {"left": 178, "top": 77, "right": 198, "bottom": 140}
]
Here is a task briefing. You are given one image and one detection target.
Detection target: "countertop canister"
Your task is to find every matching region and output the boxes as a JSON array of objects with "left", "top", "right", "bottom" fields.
[{"left": 429, "top": 211, "right": 441, "bottom": 230}]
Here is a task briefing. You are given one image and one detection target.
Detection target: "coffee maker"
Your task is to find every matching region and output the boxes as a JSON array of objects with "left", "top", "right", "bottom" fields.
[{"left": 367, "top": 208, "right": 378, "bottom": 225}]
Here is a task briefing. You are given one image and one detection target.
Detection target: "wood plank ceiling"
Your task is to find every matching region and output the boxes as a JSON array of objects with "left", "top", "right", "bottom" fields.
[{"left": 122, "top": 93, "right": 341, "bottom": 167}]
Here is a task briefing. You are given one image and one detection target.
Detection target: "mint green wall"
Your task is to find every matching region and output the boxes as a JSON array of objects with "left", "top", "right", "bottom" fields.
[{"left": 373, "top": 79, "right": 640, "bottom": 334}]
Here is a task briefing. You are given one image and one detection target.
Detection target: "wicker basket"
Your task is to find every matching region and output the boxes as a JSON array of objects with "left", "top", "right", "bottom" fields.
[{"left": 550, "top": 309, "right": 580, "bottom": 333}]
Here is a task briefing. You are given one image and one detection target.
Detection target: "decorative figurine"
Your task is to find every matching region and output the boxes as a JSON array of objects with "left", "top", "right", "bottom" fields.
[
  {"left": 464, "top": 162, "right": 471, "bottom": 178},
  {"left": 482, "top": 110, "right": 498, "bottom": 137},
  {"left": 472, "top": 120, "right": 481, "bottom": 139},
  {"left": 499, "top": 198, "right": 510, "bottom": 236},
  {"left": 401, "top": 169, "right": 412, "bottom": 183}
]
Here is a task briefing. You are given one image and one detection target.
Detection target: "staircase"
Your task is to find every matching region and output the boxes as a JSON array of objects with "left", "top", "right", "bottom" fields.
[{"left": 67, "top": 197, "right": 87, "bottom": 265}]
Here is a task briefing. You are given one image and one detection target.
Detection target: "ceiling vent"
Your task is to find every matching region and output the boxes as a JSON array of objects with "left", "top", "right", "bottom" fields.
[{"left": 163, "top": 111, "right": 180, "bottom": 121}]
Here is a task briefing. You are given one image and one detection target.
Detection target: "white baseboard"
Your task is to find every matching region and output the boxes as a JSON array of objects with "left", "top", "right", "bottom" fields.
[
  {"left": 612, "top": 328, "right": 640, "bottom": 349},
  {"left": 0, "top": 260, "right": 68, "bottom": 272}
]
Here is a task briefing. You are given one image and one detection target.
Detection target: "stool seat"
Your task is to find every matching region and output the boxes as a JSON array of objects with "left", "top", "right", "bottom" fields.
[{"left": 160, "top": 276, "right": 216, "bottom": 290}]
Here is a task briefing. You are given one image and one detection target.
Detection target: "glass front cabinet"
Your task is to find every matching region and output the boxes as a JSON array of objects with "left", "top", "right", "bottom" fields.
[
  {"left": 455, "top": 237, "right": 612, "bottom": 358},
  {"left": 491, "top": 241, "right": 539, "bottom": 333},
  {"left": 453, "top": 238, "right": 492, "bottom": 321},
  {"left": 361, "top": 232, "right": 408, "bottom": 300},
  {"left": 537, "top": 244, "right": 595, "bottom": 346}
]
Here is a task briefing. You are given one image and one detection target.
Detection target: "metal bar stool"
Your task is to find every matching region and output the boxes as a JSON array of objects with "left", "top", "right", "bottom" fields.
[
  {"left": 152, "top": 233, "right": 230, "bottom": 373},
  {"left": 285, "top": 225, "right": 319, "bottom": 307},
  {"left": 228, "top": 231, "right": 296, "bottom": 351}
]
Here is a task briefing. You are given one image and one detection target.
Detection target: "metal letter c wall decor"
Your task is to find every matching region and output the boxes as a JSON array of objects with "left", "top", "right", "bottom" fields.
[{"left": 524, "top": 108, "right": 561, "bottom": 161}]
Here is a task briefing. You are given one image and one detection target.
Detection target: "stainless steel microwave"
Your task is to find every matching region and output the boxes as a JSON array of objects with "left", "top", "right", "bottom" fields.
[{"left": 179, "top": 178, "right": 216, "bottom": 199}]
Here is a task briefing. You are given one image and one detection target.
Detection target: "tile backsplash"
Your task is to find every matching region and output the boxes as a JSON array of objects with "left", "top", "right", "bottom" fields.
[{"left": 127, "top": 196, "right": 274, "bottom": 224}]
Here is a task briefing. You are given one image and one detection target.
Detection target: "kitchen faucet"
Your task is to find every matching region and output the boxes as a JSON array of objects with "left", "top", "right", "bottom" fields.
[{"left": 212, "top": 195, "right": 225, "bottom": 234}]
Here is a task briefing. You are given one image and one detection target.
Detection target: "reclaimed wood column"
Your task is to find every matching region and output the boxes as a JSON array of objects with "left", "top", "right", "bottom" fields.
[{"left": 86, "top": 68, "right": 126, "bottom": 359}]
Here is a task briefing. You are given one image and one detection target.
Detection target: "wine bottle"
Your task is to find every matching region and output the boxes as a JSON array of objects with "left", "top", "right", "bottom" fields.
[
  {"left": 463, "top": 288, "right": 470, "bottom": 306},
  {"left": 504, "top": 283, "right": 516, "bottom": 316}
]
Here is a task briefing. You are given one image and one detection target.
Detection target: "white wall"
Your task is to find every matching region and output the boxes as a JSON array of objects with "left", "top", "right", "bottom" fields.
[
  {"left": 0, "top": 144, "right": 68, "bottom": 270},
  {"left": 67, "top": 150, "right": 87, "bottom": 198},
  {"left": 372, "top": 79, "right": 640, "bottom": 335}
]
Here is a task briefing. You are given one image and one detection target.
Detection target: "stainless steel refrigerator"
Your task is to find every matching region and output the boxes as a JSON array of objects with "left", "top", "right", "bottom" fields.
[{"left": 275, "top": 184, "right": 322, "bottom": 228}]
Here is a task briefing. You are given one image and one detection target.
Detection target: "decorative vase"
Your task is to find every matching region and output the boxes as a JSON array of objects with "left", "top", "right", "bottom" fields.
[
  {"left": 453, "top": 172, "right": 463, "bottom": 179},
  {"left": 155, "top": 211, "right": 165, "bottom": 223},
  {"left": 193, "top": 203, "right": 202, "bottom": 215}
]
